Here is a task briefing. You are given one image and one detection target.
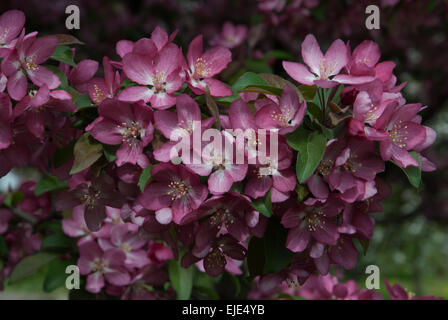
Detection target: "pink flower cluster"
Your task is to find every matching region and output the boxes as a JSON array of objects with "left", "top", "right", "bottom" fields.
[{"left": 0, "top": 10, "right": 439, "bottom": 299}]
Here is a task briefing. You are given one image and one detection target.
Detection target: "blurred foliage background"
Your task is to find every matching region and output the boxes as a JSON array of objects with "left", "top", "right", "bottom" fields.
[{"left": 0, "top": 0, "right": 447, "bottom": 299}]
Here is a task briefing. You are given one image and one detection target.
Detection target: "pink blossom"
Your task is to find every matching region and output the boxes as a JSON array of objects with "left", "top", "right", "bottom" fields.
[
  {"left": 138, "top": 163, "right": 208, "bottom": 224},
  {"left": 283, "top": 34, "right": 374, "bottom": 88},
  {"left": 210, "top": 22, "right": 248, "bottom": 49},
  {"left": 255, "top": 85, "right": 307, "bottom": 135},
  {"left": 1, "top": 34, "right": 60, "bottom": 100},
  {"left": 86, "top": 99, "right": 154, "bottom": 167},
  {"left": 88, "top": 57, "right": 121, "bottom": 104},
  {"left": 186, "top": 35, "right": 232, "bottom": 96},
  {"left": 0, "top": 10, "right": 26, "bottom": 58},
  {"left": 77, "top": 241, "right": 131, "bottom": 293},
  {"left": 119, "top": 42, "right": 183, "bottom": 109}
]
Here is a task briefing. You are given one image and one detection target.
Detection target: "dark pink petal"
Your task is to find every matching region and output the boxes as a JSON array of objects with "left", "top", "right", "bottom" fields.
[
  {"left": 118, "top": 86, "right": 153, "bottom": 103},
  {"left": 229, "top": 99, "right": 256, "bottom": 130},
  {"left": 286, "top": 226, "right": 310, "bottom": 252},
  {"left": 187, "top": 35, "right": 203, "bottom": 66},
  {"left": 116, "top": 143, "right": 143, "bottom": 166},
  {"left": 116, "top": 40, "right": 134, "bottom": 58},
  {"left": 272, "top": 169, "right": 296, "bottom": 193},
  {"left": 282, "top": 61, "right": 315, "bottom": 86},
  {"left": 244, "top": 175, "right": 272, "bottom": 199},
  {"left": 150, "top": 92, "right": 177, "bottom": 109},
  {"left": 7, "top": 71, "right": 27, "bottom": 101},
  {"left": 138, "top": 182, "right": 172, "bottom": 211},
  {"left": 69, "top": 59, "right": 99, "bottom": 85},
  {"left": 324, "top": 39, "right": 348, "bottom": 76},
  {"left": 332, "top": 74, "right": 375, "bottom": 85},
  {"left": 201, "top": 47, "right": 231, "bottom": 76},
  {"left": 208, "top": 169, "right": 234, "bottom": 194},
  {"left": 204, "top": 78, "right": 232, "bottom": 97},
  {"left": 307, "top": 174, "right": 329, "bottom": 199},
  {"left": 122, "top": 53, "right": 153, "bottom": 85},
  {"left": 177, "top": 94, "right": 201, "bottom": 123},
  {"left": 24, "top": 36, "right": 58, "bottom": 64},
  {"left": 329, "top": 237, "right": 358, "bottom": 270},
  {"left": 0, "top": 10, "right": 25, "bottom": 44},
  {"left": 204, "top": 248, "right": 226, "bottom": 277},
  {"left": 351, "top": 40, "right": 380, "bottom": 68},
  {"left": 87, "top": 118, "right": 123, "bottom": 145},
  {"left": 312, "top": 219, "right": 339, "bottom": 245},
  {"left": 301, "top": 34, "right": 323, "bottom": 76},
  {"left": 154, "top": 110, "right": 178, "bottom": 139},
  {"left": 27, "top": 65, "right": 61, "bottom": 89},
  {"left": 281, "top": 208, "right": 302, "bottom": 228},
  {"left": 85, "top": 272, "right": 104, "bottom": 293}
]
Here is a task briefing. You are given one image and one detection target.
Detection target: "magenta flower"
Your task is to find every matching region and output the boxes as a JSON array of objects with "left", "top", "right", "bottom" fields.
[
  {"left": 138, "top": 163, "right": 208, "bottom": 224},
  {"left": 374, "top": 103, "right": 429, "bottom": 167},
  {"left": 55, "top": 175, "right": 125, "bottom": 231},
  {"left": 153, "top": 94, "right": 215, "bottom": 162},
  {"left": 283, "top": 34, "right": 374, "bottom": 88},
  {"left": 281, "top": 196, "right": 344, "bottom": 252},
  {"left": 385, "top": 278, "right": 442, "bottom": 300},
  {"left": 1, "top": 34, "right": 60, "bottom": 100},
  {"left": 255, "top": 85, "right": 307, "bottom": 135},
  {"left": 77, "top": 241, "right": 131, "bottom": 293},
  {"left": 119, "top": 43, "right": 183, "bottom": 109},
  {"left": 0, "top": 92, "right": 13, "bottom": 150},
  {"left": 62, "top": 206, "right": 97, "bottom": 245},
  {"left": 86, "top": 99, "right": 154, "bottom": 167},
  {"left": 327, "top": 137, "right": 384, "bottom": 203},
  {"left": 210, "top": 22, "right": 248, "bottom": 49},
  {"left": 186, "top": 35, "right": 232, "bottom": 96},
  {"left": 98, "top": 223, "right": 150, "bottom": 269},
  {"left": 186, "top": 131, "right": 248, "bottom": 195},
  {"left": 0, "top": 10, "right": 25, "bottom": 58},
  {"left": 13, "top": 85, "right": 77, "bottom": 139},
  {"left": 244, "top": 138, "right": 296, "bottom": 202},
  {"left": 62, "top": 59, "right": 98, "bottom": 93},
  {"left": 88, "top": 57, "right": 121, "bottom": 105},
  {"left": 17, "top": 181, "right": 51, "bottom": 220},
  {"left": 346, "top": 40, "right": 381, "bottom": 77}
]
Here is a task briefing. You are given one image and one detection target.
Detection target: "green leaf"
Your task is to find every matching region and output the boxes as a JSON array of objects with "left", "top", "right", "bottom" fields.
[
  {"left": 306, "top": 102, "right": 322, "bottom": 122},
  {"left": 51, "top": 45, "right": 76, "bottom": 67},
  {"left": 252, "top": 189, "right": 272, "bottom": 218},
  {"left": 9, "top": 252, "right": 58, "bottom": 284},
  {"left": 103, "top": 144, "right": 118, "bottom": 162},
  {"left": 205, "top": 86, "right": 221, "bottom": 129},
  {"left": 247, "top": 236, "right": 265, "bottom": 276},
  {"left": 138, "top": 164, "right": 153, "bottom": 192},
  {"left": 35, "top": 174, "right": 68, "bottom": 196},
  {"left": 285, "top": 127, "right": 309, "bottom": 152},
  {"left": 53, "top": 141, "right": 75, "bottom": 168},
  {"left": 0, "top": 235, "right": 8, "bottom": 258},
  {"left": 263, "top": 219, "right": 294, "bottom": 273},
  {"left": 43, "top": 258, "right": 73, "bottom": 292},
  {"left": 259, "top": 73, "right": 303, "bottom": 100},
  {"left": 232, "top": 72, "right": 270, "bottom": 93},
  {"left": 298, "top": 85, "right": 317, "bottom": 101},
  {"left": 245, "top": 59, "right": 273, "bottom": 74},
  {"left": 74, "top": 94, "right": 93, "bottom": 110},
  {"left": 393, "top": 151, "right": 422, "bottom": 188},
  {"left": 70, "top": 133, "right": 103, "bottom": 174},
  {"left": 3, "top": 191, "right": 25, "bottom": 208},
  {"left": 357, "top": 238, "right": 370, "bottom": 256},
  {"left": 168, "top": 259, "right": 194, "bottom": 300},
  {"left": 41, "top": 234, "right": 73, "bottom": 250},
  {"left": 295, "top": 131, "right": 327, "bottom": 183}
]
